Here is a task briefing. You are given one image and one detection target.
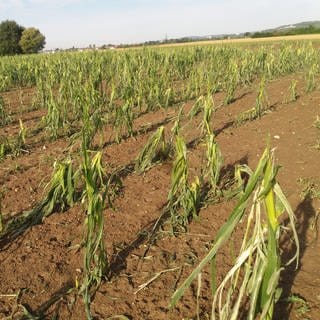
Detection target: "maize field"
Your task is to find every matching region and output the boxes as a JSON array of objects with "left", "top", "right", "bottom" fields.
[{"left": 0, "top": 40, "right": 319, "bottom": 319}]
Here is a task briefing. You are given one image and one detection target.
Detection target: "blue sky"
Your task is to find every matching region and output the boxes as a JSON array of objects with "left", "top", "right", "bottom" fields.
[{"left": 0, "top": 0, "right": 319, "bottom": 49}]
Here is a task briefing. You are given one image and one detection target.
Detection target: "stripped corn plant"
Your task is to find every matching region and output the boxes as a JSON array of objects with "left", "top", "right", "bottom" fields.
[
  {"left": 170, "top": 147, "right": 299, "bottom": 320},
  {"left": 16, "top": 119, "right": 27, "bottom": 151},
  {"left": 287, "top": 79, "right": 298, "bottom": 102},
  {"left": 135, "top": 126, "right": 169, "bottom": 174},
  {"left": 236, "top": 77, "right": 268, "bottom": 125},
  {"left": 205, "top": 133, "right": 223, "bottom": 195},
  {"left": 81, "top": 148, "right": 108, "bottom": 320},
  {"left": 0, "top": 159, "right": 77, "bottom": 241},
  {"left": 167, "top": 136, "right": 202, "bottom": 230},
  {"left": 43, "top": 159, "right": 77, "bottom": 215},
  {"left": 189, "top": 96, "right": 204, "bottom": 120},
  {"left": 171, "top": 106, "right": 184, "bottom": 139},
  {"left": 201, "top": 95, "right": 215, "bottom": 136},
  {"left": 224, "top": 62, "right": 239, "bottom": 105},
  {"left": 255, "top": 76, "right": 268, "bottom": 118},
  {"left": 0, "top": 136, "right": 11, "bottom": 160},
  {"left": 306, "top": 63, "right": 317, "bottom": 92},
  {"left": 0, "top": 95, "right": 10, "bottom": 126},
  {"left": 114, "top": 100, "right": 135, "bottom": 143}
]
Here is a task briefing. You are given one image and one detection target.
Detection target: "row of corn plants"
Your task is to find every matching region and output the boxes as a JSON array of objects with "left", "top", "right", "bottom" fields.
[{"left": 0, "top": 42, "right": 319, "bottom": 149}]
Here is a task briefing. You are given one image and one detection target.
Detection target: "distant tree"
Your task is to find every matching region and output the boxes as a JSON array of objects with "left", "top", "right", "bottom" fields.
[
  {"left": 19, "top": 27, "right": 46, "bottom": 54},
  {"left": 0, "top": 20, "right": 24, "bottom": 56}
]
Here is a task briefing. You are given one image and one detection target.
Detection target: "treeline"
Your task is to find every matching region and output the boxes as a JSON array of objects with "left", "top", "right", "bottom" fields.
[
  {"left": 119, "top": 37, "right": 215, "bottom": 48},
  {"left": 0, "top": 20, "right": 46, "bottom": 56},
  {"left": 144, "top": 37, "right": 204, "bottom": 45},
  {"left": 251, "top": 25, "right": 320, "bottom": 38}
]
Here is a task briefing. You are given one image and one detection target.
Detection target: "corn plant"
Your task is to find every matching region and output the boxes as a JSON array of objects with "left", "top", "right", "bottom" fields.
[
  {"left": 80, "top": 148, "right": 108, "bottom": 320},
  {"left": 236, "top": 77, "right": 268, "bottom": 125},
  {"left": 35, "top": 75, "right": 50, "bottom": 108},
  {"left": 0, "top": 95, "right": 10, "bottom": 126},
  {"left": 224, "top": 63, "right": 239, "bottom": 105},
  {"left": 8, "top": 120, "right": 28, "bottom": 157},
  {"left": 114, "top": 100, "right": 135, "bottom": 143},
  {"left": 122, "top": 99, "right": 135, "bottom": 137},
  {"left": 163, "top": 88, "right": 173, "bottom": 109},
  {"left": 167, "top": 136, "right": 202, "bottom": 230},
  {"left": 0, "top": 136, "right": 11, "bottom": 161},
  {"left": 0, "top": 159, "right": 77, "bottom": 242},
  {"left": 0, "top": 121, "right": 26, "bottom": 159},
  {"left": 185, "top": 176, "right": 201, "bottom": 215},
  {"left": 233, "top": 164, "right": 253, "bottom": 196},
  {"left": 205, "top": 133, "right": 223, "bottom": 195},
  {"left": 306, "top": 63, "right": 317, "bottom": 92},
  {"left": 201, "top": 95, "right": 215, "bottom": 136},
  {"left": 44, "top": 92, "right": 63, "bottom": 140},
  {"left": 188, "top": 96, "right": 205, "bottom": 120},
  {"left": 168, "top": 136, "right": 188, "bottom": 204},
  {"left": 286, "top": 79, "right": 298, "bottom": 103},
  {"left": 235, "top": 107, "right": 258, "bottom": 125},
  {"left": 135, "top": 126, "right": 170, "bottom": 174},
  {"left": 81, "top": 102, "right": 96, "bottom": 149},
  {"left": 16, "top": 119, "right": 27, "bottom": 150},
  {"left": 42, "top": 159, "right": 77, "bottom": 216},
  {"left": 108, "top": 85, "right": 116, "bottom": 111},
  {"left": 255, "top": 76, "right": 268, "bottom": 118},
  {"left": 170, "top": 147, "right": 299, "bottom": 320},
  {"left": 171, "top": 106, "right": 184, "bottom": 139}
]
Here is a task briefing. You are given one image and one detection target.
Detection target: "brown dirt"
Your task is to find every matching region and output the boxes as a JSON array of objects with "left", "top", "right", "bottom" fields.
[{"left": 0, "top": 74, "right": 319, "bottom": 319}]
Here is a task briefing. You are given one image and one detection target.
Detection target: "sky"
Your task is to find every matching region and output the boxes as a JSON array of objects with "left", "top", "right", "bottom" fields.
[{"left": 0, "top": 0, "right": 319, "bottom": 49}]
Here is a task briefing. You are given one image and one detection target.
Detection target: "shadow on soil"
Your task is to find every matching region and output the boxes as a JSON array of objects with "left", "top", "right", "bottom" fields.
[
  {"left": 21, "top": 281, "right": 74, "bottom": 319},
  {"left": 274, "top": 196, "right": 317, "bottom": 320},
  {"left": 109, "top": 202, "right": 170, "bottom": 277}
]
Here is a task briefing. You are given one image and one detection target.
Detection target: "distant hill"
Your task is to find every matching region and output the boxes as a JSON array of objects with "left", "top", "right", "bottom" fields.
[
  {"left": 250, "top": 21, "right": 320, "bottom": 38},
  {"left": 118, "top": 21, "right": 320, "bottom": 48},
  {"left": 265, "top": 21, "right": 320, "bottom": 32},
  {"left": 182, "top": 21, "right": 320, "bottom": 42}
]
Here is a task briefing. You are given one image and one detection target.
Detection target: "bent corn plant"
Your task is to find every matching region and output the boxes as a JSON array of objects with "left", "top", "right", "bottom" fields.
[
  {"left": 135, "top": 126, "right": 169, "bottom": 174},
  {"left": 167, "top": 135, "right": 202, "bottom": 230},
  {"left": 0, "top": 159, "right": 77, "bottom": 242},
  {"left": 170, "top": 147, "right": 299, "bottom": 320}
]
